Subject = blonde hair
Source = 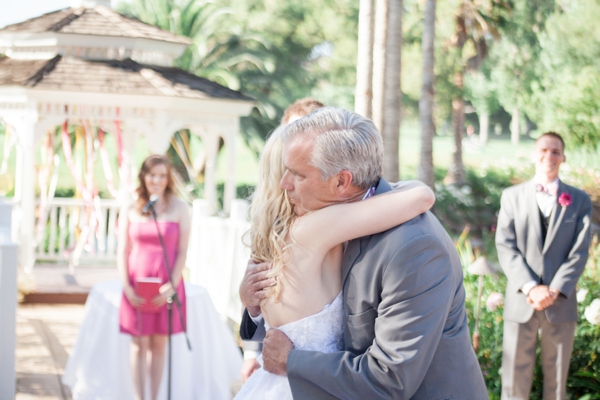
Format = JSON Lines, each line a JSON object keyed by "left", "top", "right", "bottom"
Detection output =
{"left": 249, "top": 127, "right": 296, "bottom": 301}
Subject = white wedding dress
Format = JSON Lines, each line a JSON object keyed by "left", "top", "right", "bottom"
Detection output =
{"left": 234, "top": 293, "right": 344, "bottom": 400}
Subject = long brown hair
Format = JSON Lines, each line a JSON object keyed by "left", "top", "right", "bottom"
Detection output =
{"left": 135, "top": 154, "right": 176, "bottom": 212}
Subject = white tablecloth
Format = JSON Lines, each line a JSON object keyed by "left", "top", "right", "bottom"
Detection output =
{"left": 62, "top": 280, "right": 242, "bottom": 400}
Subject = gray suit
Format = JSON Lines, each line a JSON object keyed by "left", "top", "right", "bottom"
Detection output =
{"left": 242, "top": 179, "right": 488, "bottom": 399}
{"left": 495, "top": 179, "right": 592, "bottom": 399}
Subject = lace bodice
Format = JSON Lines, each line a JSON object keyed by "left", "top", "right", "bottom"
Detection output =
{"left": 235, "top": 293, "right": 344, "bottom": 400}
{"left": 265, "top": 293, "right": 344, "bottom": 353}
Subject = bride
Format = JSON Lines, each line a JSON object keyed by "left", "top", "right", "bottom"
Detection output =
{"left": 234, "top": 117, "right": 435, "bottom": 399}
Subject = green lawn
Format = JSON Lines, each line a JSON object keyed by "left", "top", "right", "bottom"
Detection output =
{"left": 398, "top": 119, "right": 536, "bottom": 179}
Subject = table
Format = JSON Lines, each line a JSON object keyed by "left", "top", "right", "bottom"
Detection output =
{"left": 62, "top": 280, "right": 242, "bottom": 400}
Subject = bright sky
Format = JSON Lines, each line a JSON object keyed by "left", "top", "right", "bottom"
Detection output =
{"left": 0, "top": 0, "right": 125, "bottom": 29}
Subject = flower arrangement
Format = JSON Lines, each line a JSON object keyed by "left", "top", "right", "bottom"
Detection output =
{"left": 558, "top": 192, "right": 572, "bottom": 207}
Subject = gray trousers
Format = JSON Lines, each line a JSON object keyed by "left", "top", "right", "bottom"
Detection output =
{"left": 501, "top": 311, "right": 576, "bottom": 400}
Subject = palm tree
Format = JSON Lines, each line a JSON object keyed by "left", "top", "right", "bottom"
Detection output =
{"left": 445, "top": 0, "right": 507, "bottom": 185}
{"left": 372, "top": 0, "right": 403, "bottom": 182}
{"left": 355, "top": 0, "right": 375, "bottom": 119}
{"left": 418, "top": 0, "right": 437, "bottom": 189}
{"left": 117, "top": 0, "right": 273, "bottom": 90}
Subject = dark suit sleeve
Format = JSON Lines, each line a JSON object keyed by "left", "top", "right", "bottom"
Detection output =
{"left": 240, "top": 308, "right": 266, "bottom": 341}
{"left": 495, "top": 190, "right": 539, "bottom": 291}
{"left": 287, "top": 234, "right": 456, "bottom": 399}
{"left": 549, "top": 193, "right": 592, "bottom": 298}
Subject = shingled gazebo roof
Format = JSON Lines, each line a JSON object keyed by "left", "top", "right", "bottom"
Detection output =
{"left": 0, "top": 55, "right": 253, "bottom": 101}
{"left": 0, "top": 6, "right": 191, "bottom": 45}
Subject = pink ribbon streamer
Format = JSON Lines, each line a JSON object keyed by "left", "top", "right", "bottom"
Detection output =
{"left": 98, "top": 127, "right": 119, "bottom": 198}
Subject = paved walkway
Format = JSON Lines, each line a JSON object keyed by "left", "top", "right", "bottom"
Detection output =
{"left": 16, "top": 264, "right": 113, "bottom": 399}
{"left": 15, "top": 303, "right": 84, "bottom": 400}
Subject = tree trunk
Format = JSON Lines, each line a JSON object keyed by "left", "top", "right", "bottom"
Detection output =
{"left": 479, "top": 111, "right": 489, "bottom": 145}
{"left": 418, "top": 0, "right": 436, "bottom": 189}
{"left": 510, "top": 106, "right": 520, "bottom": 145}
{"left": 446, "top": 71, "right": 466, "bottom": 185}
{"left": 373, "top": 0, "right": 403, "bottom": 182}
{"left": 355, "top": 0, "right": 375, "bottom": 119}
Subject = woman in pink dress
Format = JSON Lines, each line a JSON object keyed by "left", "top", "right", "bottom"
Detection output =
{"left": 118, "top": 154, "right": 191, "bottom": 400}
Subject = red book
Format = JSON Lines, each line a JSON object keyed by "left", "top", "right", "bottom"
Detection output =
{"left": 135, "top": 277, "right": 162, "bottom": 313}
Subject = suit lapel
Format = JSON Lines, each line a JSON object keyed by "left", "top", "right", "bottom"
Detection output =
{"left": 342, "top": 238, "right": 362, "bottom": 285}
{"left": 526, "top": 180, "right": 544, "bottom": 253}
{"left": 341, "top": 178, "right": 391, "bottom": 285}
{"left": 543, "top": 181, "right": 567, "bottom": 254}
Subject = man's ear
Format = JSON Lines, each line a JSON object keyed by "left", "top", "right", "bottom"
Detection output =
{"left": 335, "top": 170, "right": 354, "bottom": 191}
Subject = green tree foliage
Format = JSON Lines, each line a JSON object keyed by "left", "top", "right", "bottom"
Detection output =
{"left": 529, "top": 0, "right": 600, "bottom": 149}
{"left": 488, "top": 0, "right": 555, "bottom": 118}
{"left": 117, "top": 0, "right": 360, "bottom": 146}
{"left": 218, "top": 0, "right": 360, "bottom": 139}
{"left": 115, "top": 0, "right": 600, "bottom": 155}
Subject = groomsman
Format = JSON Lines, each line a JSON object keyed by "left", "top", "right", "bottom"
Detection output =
{"left": 496, "top": 132, "right": 592, "bottom": 399}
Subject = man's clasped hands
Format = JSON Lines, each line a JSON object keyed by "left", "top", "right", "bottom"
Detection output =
{"left": 527, "top": 285, "right": 560, "bottom": 311}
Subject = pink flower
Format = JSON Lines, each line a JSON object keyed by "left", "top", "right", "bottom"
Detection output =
{"left": 486, "top": 292, "right": 504, "bottom": 312}
{"left": 558, "top": 192, "right": 572, "bottom": 207}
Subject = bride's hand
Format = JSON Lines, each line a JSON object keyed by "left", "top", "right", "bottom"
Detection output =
{"left": 263, "top": 328, "right": 293, "bottom": 376}
{"left": 240, "top": 260, "right": 276, "bottom": 317}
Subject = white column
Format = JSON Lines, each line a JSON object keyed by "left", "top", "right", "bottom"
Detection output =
{"left": 222, "top": 120, "right": 238, "bottom": 215}
{"left": 0, "top": 198, "right": 18, "bottom": 400}
{"left": 203, "top": 131, "right": 220, "bottom": 214}
{"left": 7, "top": 110, "right": 40, "bottom": 272}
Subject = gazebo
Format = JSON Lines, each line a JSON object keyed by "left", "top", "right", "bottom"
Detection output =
{"left": 0, "top": 0, "right": 254, "bottom": 270}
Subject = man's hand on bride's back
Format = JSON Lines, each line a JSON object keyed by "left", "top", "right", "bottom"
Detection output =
{"left": 240, "top": 260, "right": 275, "bottom": 317}
{"left": 263, "top": 328, "right": 293, "bottom": 376}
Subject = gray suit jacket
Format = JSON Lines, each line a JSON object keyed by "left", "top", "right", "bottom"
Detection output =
{"left": 284, "top": 179, "right": 488, "bottom": 399}
{"left": 495, "top": 179, "right": 592, "bottom": 324}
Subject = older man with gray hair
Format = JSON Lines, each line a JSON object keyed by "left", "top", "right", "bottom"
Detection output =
{"left": 240, "top": 107, "right": 488, "bottom": 399}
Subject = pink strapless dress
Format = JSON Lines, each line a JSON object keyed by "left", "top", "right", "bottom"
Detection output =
{"left": 119, "top": 221, "right": 187, "bottom": 336}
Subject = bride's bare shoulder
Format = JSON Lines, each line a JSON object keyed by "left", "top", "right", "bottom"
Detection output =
{"left": 289, "top": 212, "right": 334, "bottom": 252}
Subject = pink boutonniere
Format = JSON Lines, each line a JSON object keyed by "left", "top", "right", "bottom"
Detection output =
{"left": 558, "top": 192, "right": 572, "bottom": 207}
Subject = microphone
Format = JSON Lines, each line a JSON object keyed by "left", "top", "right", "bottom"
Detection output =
{"left": 142, "top": 194, "right": 159, "bottom": 214}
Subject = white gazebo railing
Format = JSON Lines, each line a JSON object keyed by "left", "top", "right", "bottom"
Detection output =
{"left": 34, "top": 198, "right": 121, "bottom": 264}
{"left": 187, "top": 199, "right": 251, "bottom": 325}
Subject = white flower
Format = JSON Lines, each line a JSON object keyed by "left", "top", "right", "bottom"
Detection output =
{"left": 485, "top": 292, "right": 504, "bottom": 312}
{"left": 584, "top": 299, "right": 600, "bottom": 325}
{"left": 577, "top": 288, "right": 589, "bottom": 303}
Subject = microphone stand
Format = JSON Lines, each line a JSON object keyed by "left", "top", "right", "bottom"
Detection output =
{"left": 147, "top": 203, "right": 191, "bottom": 400}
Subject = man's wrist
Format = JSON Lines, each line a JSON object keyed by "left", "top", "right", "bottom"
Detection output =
{"left": 522, "top": 281, "right": 538, "bottom": 296}
{"left": 248, "top": 306, "right": 262, "bottom": 318}
{"left": 243, "top": 350, "right": 259, "bottom": 360}
{"left": 249, "top": 311, "right": 263, "bottom": 325}
{"left": 549, "top": 287, "right": 562, "bottom": 297}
